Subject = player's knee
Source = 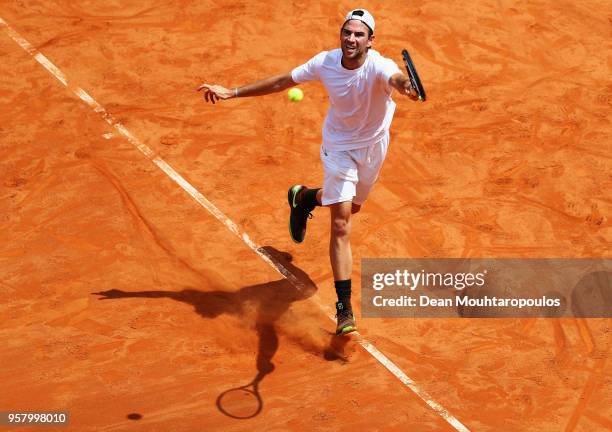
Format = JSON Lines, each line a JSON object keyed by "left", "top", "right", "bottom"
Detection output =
{"left": 331, "top": 217, "right": 351, "bottom": 238}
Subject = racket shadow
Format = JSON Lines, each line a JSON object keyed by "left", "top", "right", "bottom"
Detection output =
{"left": 215, "top": 369, "right": 267, "bottom": 420}
{"left": 92, "top": 245, "right": 317, "bottom": 419}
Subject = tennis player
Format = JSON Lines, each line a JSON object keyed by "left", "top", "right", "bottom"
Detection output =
{"left": 198, "top": 9, "right": 418, "bottom": 335}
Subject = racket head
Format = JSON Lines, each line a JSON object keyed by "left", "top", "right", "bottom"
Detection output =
{"left": 402, "top": 49, "right": 426, "bottom": 101}
{"left": 216, "top": 385, "right": 263, "bottom": 419}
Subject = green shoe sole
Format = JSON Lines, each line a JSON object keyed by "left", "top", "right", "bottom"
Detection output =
{"left": 336, "top": 325, "right": 357, "bottom": 336}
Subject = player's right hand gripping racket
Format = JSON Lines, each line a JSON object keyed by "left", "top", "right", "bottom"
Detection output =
{"left": 402, "top": 49, "right": 426, "bottom": 101}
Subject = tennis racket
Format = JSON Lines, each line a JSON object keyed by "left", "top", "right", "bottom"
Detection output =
{"left": 402, "top": 48, "right": 426, "bottom": 101}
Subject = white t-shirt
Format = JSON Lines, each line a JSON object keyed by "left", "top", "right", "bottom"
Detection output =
{"left": 291, "top": 49, "right": 401, "bottom": 150}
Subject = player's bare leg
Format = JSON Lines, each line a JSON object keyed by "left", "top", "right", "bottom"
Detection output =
{"left": 329, "top": 201, "right": 357, "bottom": 335}
{"left": 330, "top": 201, "right": 353, "bottom": 280}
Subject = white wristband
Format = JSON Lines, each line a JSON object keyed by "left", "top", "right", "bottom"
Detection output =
{"left": 234, "top": 87, "right": 239, "bottom": 98}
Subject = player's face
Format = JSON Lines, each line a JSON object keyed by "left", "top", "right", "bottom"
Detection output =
{"left": 340, "top": 20, "right": 373, "bottom": 63}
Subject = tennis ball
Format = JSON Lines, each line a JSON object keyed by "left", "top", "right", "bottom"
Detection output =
{"left": 288, "top": 88, "right": 304, "bottom": 102}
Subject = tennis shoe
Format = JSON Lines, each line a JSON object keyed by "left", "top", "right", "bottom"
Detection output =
{"left": 288, "top": 185, "right": 315, "bottom": 243}
{"left": 335, "top": 301, "right": 357, "bottom": 335}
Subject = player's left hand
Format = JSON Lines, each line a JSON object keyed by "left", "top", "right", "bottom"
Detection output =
{"left": 197, "top": 83, "right": 235, "bottom": 104}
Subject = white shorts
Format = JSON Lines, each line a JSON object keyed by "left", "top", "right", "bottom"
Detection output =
{"left": 320, "top": 132, "right": 390, "bottom": 206}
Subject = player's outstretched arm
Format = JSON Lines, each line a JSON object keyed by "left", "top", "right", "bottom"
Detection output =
{"left": 198, "top": 72, "right": 297, "bottom": 104}
{"left": 389, "top": 72, "right": 418, "bottom": 100}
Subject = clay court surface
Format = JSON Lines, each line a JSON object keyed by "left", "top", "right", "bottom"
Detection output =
{"left": 1, "top": 0, "right": 610, "bottom": 430}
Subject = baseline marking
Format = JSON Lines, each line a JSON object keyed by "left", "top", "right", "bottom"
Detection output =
{"left": 0, "top": 16, "right": 469, "bottom": 432}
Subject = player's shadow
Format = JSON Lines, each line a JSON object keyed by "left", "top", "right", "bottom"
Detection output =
{"left": 93, "top": 246, "right": 319, "bottom": 417}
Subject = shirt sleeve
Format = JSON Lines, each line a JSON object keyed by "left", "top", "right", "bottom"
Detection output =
{"left": 291, "top": 51, "right": 327, "bottom": 83}
{"left": 377, "top": 57, "right": 402, "bottom": 83}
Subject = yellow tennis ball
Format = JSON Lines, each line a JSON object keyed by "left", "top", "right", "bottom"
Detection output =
{"left": 288, "top": 88, "right": 304, "bottom": 102}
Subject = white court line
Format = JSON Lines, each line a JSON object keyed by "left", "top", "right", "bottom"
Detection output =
{"left": 0, "top": 16, "right": 470, "bottom": 432}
